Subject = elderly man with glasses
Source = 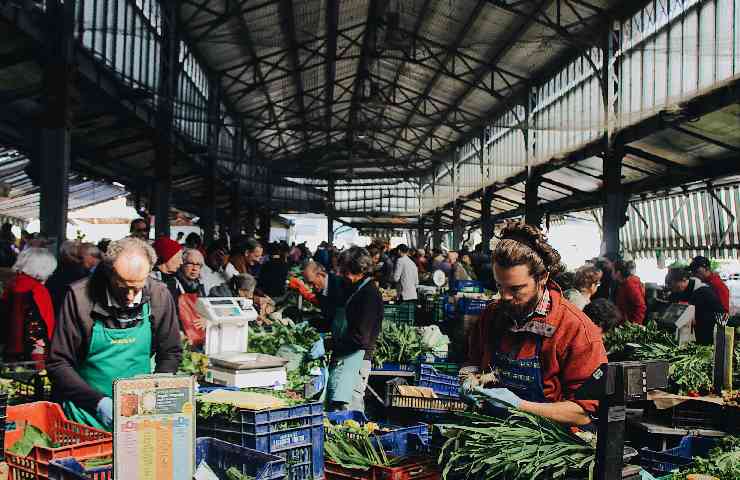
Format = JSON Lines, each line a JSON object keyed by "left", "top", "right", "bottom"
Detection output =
{"left": 173, "top": 249, "right": 208, "bottom": 347}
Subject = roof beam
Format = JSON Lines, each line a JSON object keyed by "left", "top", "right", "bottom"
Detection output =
{"left": 324, "top": 0, "right": 339, "bottom": 146}
{"left": 623, "top": 146, "right": 693, "bottom": 173}
{"left": 388, "top": 0, "right": 489, "bottom": 157}
{"left": 279, "top": 0, "right": 309, "bottom": 146}
{"left": 404, "top": 0, "right": 551, "bottom": 163}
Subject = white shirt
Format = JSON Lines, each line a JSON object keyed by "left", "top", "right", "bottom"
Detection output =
{"left": 106, "top": 289, "right": 143, "bottom": 308}
{"left": 393, "top": 255, "right": 419, "bottom": 301}
{"left": 200, "top": 264, "right": 236, "bottom": 295}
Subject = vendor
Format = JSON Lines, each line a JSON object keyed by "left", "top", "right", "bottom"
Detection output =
{"left": 47, "top": 237, "right": 182, "bottom": 431}
{"left": 689, "top": 256, "right": 730, "bottom": 314}
{"left": 462, "top": 222, "right": 607, "bottom": 426}
{"left": 303, "top": 260, "right": 347, "bottom": 333}
{"left": 318, "top": 247, "right": 383, "bottom": 412}
{"left": 665, "top": 267, "right": 725, "bottom": 345}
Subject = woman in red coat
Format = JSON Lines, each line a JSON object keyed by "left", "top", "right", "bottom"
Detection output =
{"left": 613, "top": 260, "right": 646, "bottom": 325}
{"left": 1, "top": 247, "right": 58, "bottom": 362}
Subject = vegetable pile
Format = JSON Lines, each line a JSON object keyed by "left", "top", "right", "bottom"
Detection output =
{"left": 438, "top": 411, "right": 595, "bottom": 480}
{"left": 324, "top": 418, "right": 400, "bottom": 470}
{"left": 603, "top": 320, "right": 676, "bottom": 357}
{"left": 7, "top": 425, "right": 58, "bottom": 456}
{"left": 178, "top": 340, "right": 210, "bottom": 380}
{"left": 671, "top": 436, "right": 740, "bottom": 480}
{"left": 372, "top": 323, "right": 436, "bottom": 368}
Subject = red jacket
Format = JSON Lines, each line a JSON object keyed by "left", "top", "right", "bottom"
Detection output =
{"left": 466, "top": 286, "right": 607, "bottom": 415}
{"left": 615, "top": 275, "right": 646, "bottom": 325}
{"left": 705, "top": 272, "right": 730, "bottom": 313}
{"left": 1, "top": 273, "right": 55, "bottom": 357}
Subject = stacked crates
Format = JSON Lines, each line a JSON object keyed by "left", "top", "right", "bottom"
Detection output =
{"left": 198, "top": 401, "right": 324, "bottom": 480}
{"left": 383, "top": 302, "right": 415, "bottom": 325}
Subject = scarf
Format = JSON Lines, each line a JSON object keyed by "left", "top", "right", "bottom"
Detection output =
{"left": 176, "top": 271, "right": 205, "bottom": 295}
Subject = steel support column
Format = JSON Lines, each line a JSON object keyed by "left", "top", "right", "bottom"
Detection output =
{"left": 203, "top": 79, "right": 221, "bottom": 244}
{"left": 258, "top": 210, "right": 271, "bottom": 243}
{"left": 452, "top": 203, "right": 463, "bottom": 250}
{"left": 153, "top": 1, "right": 180, "bottom": 238}
{"left": 525, "top": 175, "right": 543, "bottom": 227}
{"left": 602, "top": 145, "right": 625, "bottom": 257}
{"left": 37, "top": 0, "right": 75, "bottom": 246}
{"left": 432, "top": 211, "right": 442, "bottom": 250}
{"left": 230, "top": 125, "right": 244, "bottom": 237}
{"left": 417, "top": 223, "right": 425, "bottom": 249}
{"left": 481, "top": 186, "right": 494, "bottom": 251}
{"left": 327, "top": 179, "right": 335, "bottom": 244}
{"left": 245, "top": 206, "right": 257, "bottom": 238}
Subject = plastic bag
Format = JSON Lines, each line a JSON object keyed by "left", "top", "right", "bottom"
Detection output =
{"left": 419, "top": 325, "right": 450, "bottom": 354}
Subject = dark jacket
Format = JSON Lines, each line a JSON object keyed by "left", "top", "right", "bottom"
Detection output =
{"left": 335, "top": 277, "right": 383, "bottom": 361}
{"left": 313, "top": 273, "right": 347, "bottom": 333}
{"left": 47, "top": 267, "right": 182, "bottom": 414}
{"left": 45, "top": 262, "right": 89, "bottom": 316}
{"left": 258, "top": 258, "right": 290, "bottom": 298}
{"left": 669, "top": 278, "right": 725, "bottom": 345}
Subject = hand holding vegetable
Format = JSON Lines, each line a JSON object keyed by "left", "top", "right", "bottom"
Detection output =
{"left": 473, "top": 386, "right": 522, "bottom": 409}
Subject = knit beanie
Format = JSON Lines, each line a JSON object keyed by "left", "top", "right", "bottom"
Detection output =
{"left": 153, "top": 236, "right": 182, "bottom": 264}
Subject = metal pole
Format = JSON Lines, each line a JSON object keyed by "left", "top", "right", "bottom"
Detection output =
{"left": 327, "top": 178, "right": 335, "bottom": 244}
{"left": 481, "top": 186, "right": 494, "bottom": 252}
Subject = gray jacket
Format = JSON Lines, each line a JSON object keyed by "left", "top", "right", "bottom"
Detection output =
{"left": 47, "top": 266, "right": 182, "bottom": 414}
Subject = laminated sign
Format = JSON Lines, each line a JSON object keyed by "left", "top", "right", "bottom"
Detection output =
{"left": 113, "top": 375, "right": 196, "bottom": 479}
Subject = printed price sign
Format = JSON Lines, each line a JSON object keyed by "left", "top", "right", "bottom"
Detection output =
{"left": 113, "top": 375, "right": 196, "bottom": 479}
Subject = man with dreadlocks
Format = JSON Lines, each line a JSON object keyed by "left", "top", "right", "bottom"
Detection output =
{"left": 461, "top": 222, "right": 607, "bottom": 426}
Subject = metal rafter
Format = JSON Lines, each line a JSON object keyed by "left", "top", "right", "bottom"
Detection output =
{"left": 324, "top": 0, "right": 339, "bottom": 146}
{"left": 387, "top": 0, "right": 488, "bottom": 166}
{"left": 404, "top": 0, "right": 551, "bottom": 164}
{"left": 278, "top": 0, "right": 309, "bottom": 146}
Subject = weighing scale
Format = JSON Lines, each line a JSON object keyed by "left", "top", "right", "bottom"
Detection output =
{"left": 205, "top": 352, "right": 289, "bottom": 389}
{"left": 195, "top": 297, "right": 258, "bottom": 356}
{"left": 576, "top": 360, "right": 669, "bottom": 480}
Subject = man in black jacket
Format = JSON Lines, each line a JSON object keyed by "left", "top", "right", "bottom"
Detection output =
{"left": 303, "top": 260, "right": 347, "bottom": 332}
{"left": 665, "top": 268, "right": 726, "bottom": 345}
{"left": 47, "top": 237, "right": 182, "bottom": 431}
{"left": 45, "top": 240, "right": 88, "bottom": 316}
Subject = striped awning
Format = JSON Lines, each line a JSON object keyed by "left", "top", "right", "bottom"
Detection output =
{"left": 617, "top": 182, "right": 740, "bottom": 260}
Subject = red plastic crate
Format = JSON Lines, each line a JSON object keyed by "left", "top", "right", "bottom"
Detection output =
{"left": 325, "top": 458, "right": 439, "bottom": 480}
{"left": 4, "top": 402, "right": 112, "bottom": 480}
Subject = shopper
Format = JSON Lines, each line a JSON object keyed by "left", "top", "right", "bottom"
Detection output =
{"left": 392, "top": 244, "right": 419, "bottom": 302}
{"left": 45, "top": 240, "right": 88, "bottom": 316}
{"left": 460, "top": 253, "right": 477, "bottom": 280}
{"left": 583, "top": 298, "right": 622, "bottom": 336}
{"left": 129, "top": 218, "right": 149, "bottom": 241}
{"left": 690, "top": 256, "right": 730, "bottom": 313}
{"left": 150, "top": 236, "right": 184, "bottom": 300}
{"left": 47, "top": 237, "right": 182, "bottom": 431}
{"left": 448, "top": 251, "right": 471, "bottom": 282}
{"left": 210, "top": 274, "right": 273, "bottom": 323}
{"left": 564, "top": 266, "right": 602, "bottom": 310}
{"left": 175, "top": 249, "right": 208, "bottom": 346}
{"left": 592, "top": 253, "right": 618, "bottom": 300}
{"left": 462, "top": 222, "right": 607, "bottom": 426}
{"left": 0, "top": 222, "right": 18, "bottom": 267}
{"left": 78, "top": 243, "right": 102, "bottom": 274}
{"left": 613, "top": 260, "right": 647, "bottom": 325}
{"left": 302, "top": 260, "right": 347, "bottom": 332}
{"left": 201, "top": 239, "right": 238, "bottom": 295}
{"left": 258, "top": 242, "right": 290, "bottom": 298}
{"left": 316, "top": 247, "right": 383, "bottom": 412}
{"left": 1, "top": 247, "right": 57, "bottom": 362}
{"left": 665, "top": 268, "right": 726, "bottom": 345}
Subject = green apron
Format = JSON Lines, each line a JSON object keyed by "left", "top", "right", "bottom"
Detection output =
{"left": 326, "top": 278, "right": 371, "bottom": 404}
{"left": 63, "top": 303, "right": 153, "bottom": 431}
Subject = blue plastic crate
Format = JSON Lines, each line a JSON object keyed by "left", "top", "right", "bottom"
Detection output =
{"left": 639, "top": 436, "right": 718, "bottom": 476}
{"left": 325, "top": 411, "right": 429, "bottom": 456}
{"left": 200, "top": 410, "right": 323, "bottom": 435}
{"left": 371, "top": 362, "right": 416, "bottom": 372}
{"left": 456, "top": 298, "right": 488, "bottom": 315}
{"left": 196, "top": 437, "right": 286, "bottom": 480}
{"left": 48, "top": 457, "right": 112, "bottom": 480}
{"left": 452, "top": 280, "right": 483, "bottom": 293}
{"left": 417, "top": 364, "right": 460, "bottom": 398}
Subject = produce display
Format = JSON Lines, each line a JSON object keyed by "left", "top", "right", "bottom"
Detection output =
{"left": 379, "top": 288, "right": 398, "bottom": 302}
{"left": 438, "top": 411, "right": 596, "bottom": 480}
{"left": 372, "top": 323, "right": 436, "bottom": 367}
{"left": 179, "top": 340, "right": 210, "bottom": 379}
{"left": 324, "top": 418, "right": 398, "bottom": 470}
{"left": 603, "top": 319, "right": 676, "bottom": 356}
{"left": 670, "top": 436, "right": 740, "bottom": 480}
{"left": 6, "top": 424, "right": 58, "bottom": 456}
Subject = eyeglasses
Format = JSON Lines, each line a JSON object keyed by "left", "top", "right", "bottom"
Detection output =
{"left": 184, "top": 262, "right": 203, "bottom": 268}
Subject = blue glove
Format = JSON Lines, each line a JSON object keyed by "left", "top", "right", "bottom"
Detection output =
{"left": 96, "top": 397, "right": 114, "bottom": 429}
{"left": 473, "top": 386, "right": 523, "bottom": 409}
{"left": 459, "top": 377, "right": 478, "bottom": 406}
{"left": 309, "top": 338, "right": 326, "bottom": 359}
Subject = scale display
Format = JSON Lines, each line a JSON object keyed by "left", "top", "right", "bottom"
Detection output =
{"left": 113, "top": 375, "right": 196, "bottom": 480}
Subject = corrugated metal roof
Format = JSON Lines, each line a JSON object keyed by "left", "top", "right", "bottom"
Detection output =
{"left": 0, "top": 147, "right": 127, "bottom": 222}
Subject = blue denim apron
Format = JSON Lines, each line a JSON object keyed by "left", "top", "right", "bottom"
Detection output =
{"left": 490, "top": 334, "right": 547, "bottom": 403}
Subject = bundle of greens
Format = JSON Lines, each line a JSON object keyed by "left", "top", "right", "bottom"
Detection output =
{"left": 178, "top": 340, "right": 209, "bottom": 379}
{"left": 8, "top": 425, "right": 58, "bottom": 456}
{"left": 672, "top": 436, "right": 740, "bottom": 480}
{"left": 438, "top": 411, "right": 595, "bottom": 480}
{"left": 634, "top": 342, "right": 714, "bottom": 395}
{"left": 603, "top": 319, "right": 676, "bottom": 357}
{"left": 373, "top": 323, "right": 435, "bottom": 367}
{"left": 324, "top": 419, "right": 400, "bottom": 470}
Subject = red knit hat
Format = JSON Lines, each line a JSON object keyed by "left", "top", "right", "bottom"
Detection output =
{"left": 153, "top": 236, "right": 182, "bottom": 264}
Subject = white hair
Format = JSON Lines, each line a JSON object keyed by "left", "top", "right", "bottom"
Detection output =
{"left": 182, "top": 248, "right": 204, "bottom": 264}
{"left": 105, "top": 237, "right": 157, "bottom": 267}
{"left": 59, "top": 240, "right": 79, "bottom": 259}
{"left": 13, "top": 247, "right": 58, "bottom": 282}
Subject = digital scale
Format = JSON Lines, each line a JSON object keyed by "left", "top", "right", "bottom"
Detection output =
{"left": 195, "top": 297, "right": 258, "bottom": 356}
{"left": 205, "top": 352, "right": 288, "bottom": 389}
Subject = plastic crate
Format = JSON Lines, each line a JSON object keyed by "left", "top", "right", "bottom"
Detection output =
{"left": 639, "top": 436, "right": 717, "bottom": 477}
{"left": 325, "top": 458, "right": 440, "bottom": 480}
{"left": 197, "top": 401, "right": 324, "bottom": 480}
{"left": 325, "top": 411, "right": 429, "bottom": 456}
{"left": 4, "top": 402, "right": 112, "bottom": 480}
{"left": 455, "top": 298, "right": 488, "bottom": 316}
{"left": 195, "top": 437, "right": 286, "bottom": 480}
{"left": 383, "top": 303, "right": 415, "bottom": 325}
{"left": 371, "top": 363, "right": 416, "bottom": 373}
{"left": 416, "top": 365, "right": 460, "bottom": 398}
{"left": 451, "top": 280, "right": 482, "bottom": 293}
{"left": 47, "top": 457, "right": 112, "bottom": 480}
{"left": 648, "top": 400, "right": 723, "bottom": 429}
{"left": 386, "top": 382, "right": 467, "bottom": 414}
{"left": 1, "top": 391, "right": 7, "bottom": 462}
{"left": 0, "top": 362, "right": 51, "bottom": 405}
